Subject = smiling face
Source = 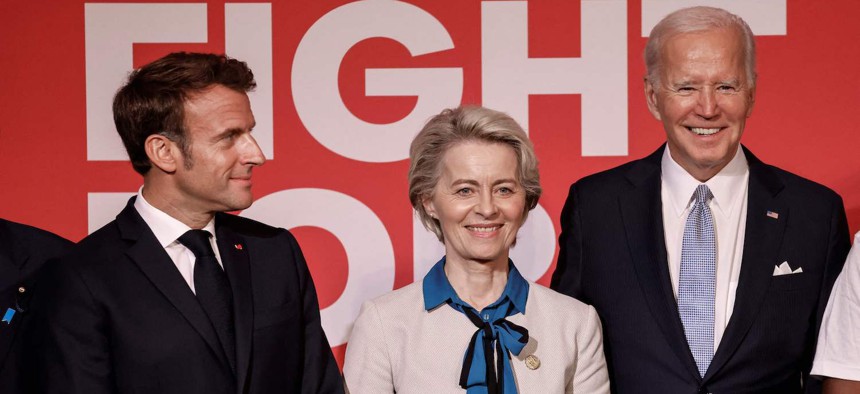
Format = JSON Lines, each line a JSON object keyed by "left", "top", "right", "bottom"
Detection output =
{"left": 171, "top": 84, "right": 265, "bottom": 216}
{"left": 645, "top": 27, "right": 755, "bottom": 181}
{"left": 423, "top": 141, "right": 526, "bottom": 267}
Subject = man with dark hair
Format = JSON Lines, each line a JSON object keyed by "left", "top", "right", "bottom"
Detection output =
{"left": 31, "top": 52, "right": 343, "bottom": 394}
{"left": 0, "top": 219, "right": 71, "bottom": 393}
{"left": 551, "top": 6, "right": 850, "bottom": 393}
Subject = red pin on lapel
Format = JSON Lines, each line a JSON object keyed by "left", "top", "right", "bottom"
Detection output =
{"left": 234, "top": 244, "right": 243, "bottom": 250}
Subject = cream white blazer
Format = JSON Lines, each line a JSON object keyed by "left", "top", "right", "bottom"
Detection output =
{"left": 344, "top": 281, "right": 610, "bottom": 393}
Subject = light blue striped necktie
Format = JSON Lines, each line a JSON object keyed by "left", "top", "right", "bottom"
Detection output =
{"left": 678, "top": 184, "right": 716, "bottom": 377}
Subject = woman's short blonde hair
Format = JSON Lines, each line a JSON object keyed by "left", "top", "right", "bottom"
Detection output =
{"left": 408, "top": 105, "right": 541, "bottom": 242}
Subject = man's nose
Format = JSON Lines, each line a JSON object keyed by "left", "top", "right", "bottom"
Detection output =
{"left": 696, "top": 88, "right": 720, "bottom": 119}
{"left": 241, "top": 134, "right": 266, "bottom": 166}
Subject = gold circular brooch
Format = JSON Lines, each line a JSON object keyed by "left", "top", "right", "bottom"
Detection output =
{"left": 525, "top": 355, "right": 541, "bottom": 370}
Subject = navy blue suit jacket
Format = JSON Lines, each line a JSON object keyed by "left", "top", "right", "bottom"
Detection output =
{"left": 30, "top": 198, "right": 343, "bottom": 394}
{"left": 0, "top": 218, "right": 72, "bottom": 393}
{"left": 551, "top": 146, "right": 850, "bottom": 393}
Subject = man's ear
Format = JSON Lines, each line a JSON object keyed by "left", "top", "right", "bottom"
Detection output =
{"left": 644, "top": 78, "right": 663, "bottom": 121}
{"left": 144, "top": 134, "right": 180, "bottom": 173}
{"left": 746, "top": 83, "right": 756, "bottom": 117}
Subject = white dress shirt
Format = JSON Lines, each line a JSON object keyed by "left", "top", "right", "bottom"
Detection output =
{"left": 811, "top": 231, "right": 860, "bottom": 380}
{"left": 661, "top": 146, "right": 749, "bottom": 351}
{"left": 134, "top": 188, "right": 224, "bottom": 294}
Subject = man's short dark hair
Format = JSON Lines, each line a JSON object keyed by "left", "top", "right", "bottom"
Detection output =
{"left": 112, "top": 52, "right": 256, "bottom": 174}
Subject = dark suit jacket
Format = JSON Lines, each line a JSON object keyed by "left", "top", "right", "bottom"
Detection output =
{"left": 31, "top": 198, "right": 343, "bottom": 394}
{"left": 551, "top": 146, "right": 850, "bottom": 394}
{"left": 0, "top": 218, "right": 72, "bottom": 393}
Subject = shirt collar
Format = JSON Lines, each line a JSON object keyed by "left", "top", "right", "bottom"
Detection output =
{"left": 133, "top": 186, "right": 216, "bottom": 248}
{"left": 422, "top": 256, "right": 529, "bottom": 314}
{"left": 661, "top": 145, "right": 749, "bottom": 218}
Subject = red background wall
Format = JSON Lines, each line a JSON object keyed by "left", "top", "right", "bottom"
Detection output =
{"left": 2, "top": 0, "right": 858, "bottom": 364}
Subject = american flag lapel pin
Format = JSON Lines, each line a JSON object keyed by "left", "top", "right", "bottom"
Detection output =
{"left": 766, "top": 210, "right": 779, "bottom": 219}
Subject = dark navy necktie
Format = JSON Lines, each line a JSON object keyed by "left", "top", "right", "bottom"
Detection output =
{"left": 178, "top": 229, "right": 236, "bottom": 371}
{"left": 678, "top": 184, "right": 716, "bottom": 377}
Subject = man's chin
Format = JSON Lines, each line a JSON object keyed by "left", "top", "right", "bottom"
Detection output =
{"left": 222, "top": 198, "right": 254, "bottom": 213}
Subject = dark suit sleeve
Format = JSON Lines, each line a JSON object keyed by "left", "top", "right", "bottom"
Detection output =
{"left": 551, "top": 182, "right": 585, "bottom": 299}
{"left": 816, "top": 196, "right": 851, "bottom": 330}
{"left": 805, "top": 196, "right": 851, "bottom": 393}
{"left": 285, "top": 232, "right": 344, "bottom": 394}
{"left": 1, "top": 220, "right": 73, "bottom": 394}
{"left": 31, "top": 260, "right": 114, "bottom": 394}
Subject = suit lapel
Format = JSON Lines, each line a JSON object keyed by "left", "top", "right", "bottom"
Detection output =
{"left": 116, "top": 199, "right": 232, "bottom": 371}
{"left": 215, "top": 216, "right": 253, "bottom": 393}
{"left": 620, "top": 147, "right": 702, "bottom": 381}
{"left": 705, "top": 147, "right": 787, "bottom": 380}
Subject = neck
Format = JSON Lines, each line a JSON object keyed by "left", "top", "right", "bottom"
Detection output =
{"left": 667, "top": 144, "right": 738, "bottom": 183}
{"left": 444, "top": 255, "right": 509, "bottom": 311}
{"left": 142, "top": 179, "right": 213, "bottom": 229}
{"left": 684, "top": 164, "right": 721, "bottom": 183}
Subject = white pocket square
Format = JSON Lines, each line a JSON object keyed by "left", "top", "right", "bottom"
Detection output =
{"left": 773, "top": 261, "right": 803, "bottom": 276}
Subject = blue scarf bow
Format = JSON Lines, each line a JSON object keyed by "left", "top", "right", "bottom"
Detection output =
{"left": 459, "top": 307, "right": 529, "bottom": 394}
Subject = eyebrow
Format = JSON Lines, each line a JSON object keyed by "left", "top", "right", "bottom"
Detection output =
{"left": 450, "top": 179, "right": 479, "bottom": 187}
{"left": 493, "top": 178, "right": 518, "bottom": 186}
{"left": 670, "top": 80, "right": 694, "bottom": 87}
{"left": 717, "top": 79, "right": 741, "bottom": 86}
{"left": 213, "top": 127, "right": 245, "bottom": 141}
{"left": 449, "top": 178, "right": 518, "bottom": 186}
{"left": 214, "top": 122, "right": 256, "bottom": 140}
{"left": 670, "top": 79, "right": 741, "bottom": 87}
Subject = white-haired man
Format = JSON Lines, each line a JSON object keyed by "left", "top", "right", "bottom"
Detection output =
{"left": 552, "top": 7, "right": 850, "bottom": 393}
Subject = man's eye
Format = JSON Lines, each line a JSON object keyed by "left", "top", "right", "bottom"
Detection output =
{"left": 221, "top": 132, "right": 237, "bottom": 142}
{"left": 717, "top": 85, "right": 737, "bottom": 92}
